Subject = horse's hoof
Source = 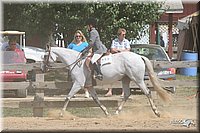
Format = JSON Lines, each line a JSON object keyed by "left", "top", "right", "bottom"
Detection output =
{"left": 114, "top": 110, "right": 119, "bottom": 115}
{"left": 59, "top": 113, "right": 63, "bottom": 118}
{"left": 59, "top": 111, "right": 64, "bottom": 118}
{"left": 105, "top": 113, "right": 111, "bottom": 117}
{"left": 156, "top": 113, "right": 160, "bottom": 117}
{"left": 104, "top": 111, "right": 109, "bottom": 116}
{"left": 155, "top": 112, "right": 160, "bottom": 117}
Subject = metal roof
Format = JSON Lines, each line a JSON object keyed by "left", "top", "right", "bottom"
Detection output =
{"left": 161, "top": 0, "right": 183, "bottom": 14}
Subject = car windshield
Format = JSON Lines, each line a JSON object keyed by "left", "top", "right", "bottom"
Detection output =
{"left": 1, "top": 51, "right": 25, "bottom": 64}
{"left": 131, "top": 47, "right": 168, "bottom": 61}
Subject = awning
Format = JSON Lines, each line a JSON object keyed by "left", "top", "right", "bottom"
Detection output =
{"left": 177, "top": 11, "right": 199, "bottom": 30}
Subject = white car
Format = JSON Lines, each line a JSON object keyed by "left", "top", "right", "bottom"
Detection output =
{"left": 23, "top": 46, "right": 57, "bottom": 63}
{"left": 23, "top": 46, "right": 59, "bottom": 81}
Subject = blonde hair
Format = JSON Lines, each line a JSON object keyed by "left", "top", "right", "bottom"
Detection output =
{"left": 72, "top": 30, "right": 87, "bottom": 43}
{"left": 117, "top": 28, "right": 126, "bottom": 36}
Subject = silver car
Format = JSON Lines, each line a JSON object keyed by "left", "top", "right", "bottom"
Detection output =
{"left": 131, "top": 44, "right": 176, "bottom": 93}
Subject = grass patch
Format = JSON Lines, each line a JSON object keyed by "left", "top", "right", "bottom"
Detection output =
{"left": 3, "top": 108, "right": 49, "bottom": 117}
{"left": 2, "top": 107, "right": 115, "bottom": 118}
{"left": 176, "top": 74, "right": 198, "bottom": 80}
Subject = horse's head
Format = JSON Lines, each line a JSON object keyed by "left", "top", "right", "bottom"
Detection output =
{"left": 41, "top": 44, "right": 53, "bottom": 72}
{"left": 42, "top": 45, "right": 84, "bottom": 72}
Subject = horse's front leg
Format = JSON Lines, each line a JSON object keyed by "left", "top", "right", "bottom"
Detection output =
{"left": 60, "top": 82, "right": 83, "bottom": 117}
{"left": 115, "top": 77, "right": 131, "bottom": 115}
{"left": 87, "top": 86, "right": 109, "bottom": 116}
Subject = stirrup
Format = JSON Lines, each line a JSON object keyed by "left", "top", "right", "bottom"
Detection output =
{"left": 94, "top": 74, "right": 103, "bottom": 81}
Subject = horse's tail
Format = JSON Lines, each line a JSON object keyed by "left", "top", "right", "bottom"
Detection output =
{"left": 141, "top": 56, "right": 172, "bottom": 102}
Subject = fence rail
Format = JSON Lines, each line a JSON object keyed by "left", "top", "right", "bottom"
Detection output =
{"left": 2, "top": 60, "right": 199, "bottom": 71}
{"left": 1, "top": 60, "right": 198, "bottom": 117}
{"left": 2, "top": 79, "right": 198, "bottom": 90}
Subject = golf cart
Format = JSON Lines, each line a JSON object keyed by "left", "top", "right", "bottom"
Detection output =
{"left": 0, "top": 31, "right": 28, "bottom": 98}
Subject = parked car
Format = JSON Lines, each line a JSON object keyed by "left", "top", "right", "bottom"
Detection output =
{"left": 131, "top": 44, "right": 176, "bottom": 92}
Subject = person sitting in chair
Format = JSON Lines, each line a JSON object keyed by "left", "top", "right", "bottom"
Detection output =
{"left": 1, "top": 36, "right": 20, "bottom": 51}
{"left": 84, "top": 17, "right": 107, "bottom": 80}
{"left": 4, "top": 36, "right": 26, "bottom": 63}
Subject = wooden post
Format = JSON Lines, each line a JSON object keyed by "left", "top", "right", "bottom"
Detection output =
{"left": 168, "top": 13, "right": 173, "bottom": 59}
{"left": 33, "top": 73, "right": 44, "bottom": 117}
{"left": 150, "top": 23, "right": 156, "bottom": 44}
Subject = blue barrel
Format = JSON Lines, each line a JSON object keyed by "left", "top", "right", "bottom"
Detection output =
{"left": 180, "top": 50, "right": 198, "bottom": 76}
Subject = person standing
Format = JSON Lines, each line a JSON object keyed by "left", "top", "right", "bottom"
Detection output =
{"left": 160, "top": 35, "right": 165, "bottom": 47}
{"left": 84, "top": 17, "right": 107, "bottom": 80}
{"left": 105, "top": 28, "right": 131, "bottom": 97}
{"left": 67, "top": 30, "right": 89, "bottom": 52}
{"left": 67, "top": 30, "right": 91, "bottom": 98}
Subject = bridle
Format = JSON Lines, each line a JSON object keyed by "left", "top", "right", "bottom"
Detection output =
{"left": 42, "top": 45, "right": 85, "bottom": 73}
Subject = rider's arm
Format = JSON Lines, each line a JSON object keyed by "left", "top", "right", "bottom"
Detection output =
{"left": 88, "top": 30, "right": 96, "bottom": 48}
{"left": 110, "top": 39, "right": 120, "bottom": 53}
{"left": 111, "top": 48, "right": 120, "bottom": 53}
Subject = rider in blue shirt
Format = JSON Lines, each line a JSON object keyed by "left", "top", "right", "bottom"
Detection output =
{"left": 67, "top": 41, "right": 88, "bottom": 52}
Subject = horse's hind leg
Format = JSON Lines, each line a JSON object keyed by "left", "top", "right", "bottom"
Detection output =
{"left": 137, "top": 80, "right": 160, "bottom": 117}
{"left": 115, "top": 76, "right": 131, "bottom": 115}
{"left": 87, "top": 86, "right": 109, "bottom": 116}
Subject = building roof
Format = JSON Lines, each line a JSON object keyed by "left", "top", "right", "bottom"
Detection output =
{"left": 161, "top": 0, "right": 183, "bottom": 13}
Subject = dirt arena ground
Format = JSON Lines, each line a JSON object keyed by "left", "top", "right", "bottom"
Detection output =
{"left": 2, "top": 87, "right": 199, "bottom": 132}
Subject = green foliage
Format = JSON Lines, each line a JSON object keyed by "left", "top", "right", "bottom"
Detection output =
{"left": 3, "top": 2, "right": 163, "bottom": 47}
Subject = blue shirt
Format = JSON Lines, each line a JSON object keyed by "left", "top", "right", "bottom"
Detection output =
{"left": 67, "top": 42, "right": 89, "bottom": 52}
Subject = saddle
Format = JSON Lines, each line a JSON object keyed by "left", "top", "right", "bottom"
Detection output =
{"left": 85, "top": 50, "right": 111, "bottom": 71}
{"left": 85, "top": 51, "right": 112, "bottom": 85}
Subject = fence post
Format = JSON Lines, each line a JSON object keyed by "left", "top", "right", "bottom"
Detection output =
{"left": 33, "top": 73, "right": 44, "bottom": 117}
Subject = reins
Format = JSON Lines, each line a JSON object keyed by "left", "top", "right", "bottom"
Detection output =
{"left": 44, "top": 45, "right": 85, "bottom": 72}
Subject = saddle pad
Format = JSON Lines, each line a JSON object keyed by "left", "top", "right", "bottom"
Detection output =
{"left": 100, "top": 55, "right": 112, "bottom": 66}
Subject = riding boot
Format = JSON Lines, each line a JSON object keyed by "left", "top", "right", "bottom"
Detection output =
{"left": 93, "top": 62, "right": 103, "bottom": 80}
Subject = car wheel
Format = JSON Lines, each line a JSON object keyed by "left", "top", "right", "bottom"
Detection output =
{"left": 27, "top": 59, "right": 35, "bottom": 63}
{"left": 16, "top": 89, "right": 27, "bottom": 98}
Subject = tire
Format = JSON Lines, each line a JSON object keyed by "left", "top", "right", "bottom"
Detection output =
{"left": 17, "top": 89, "right": 27, "bottom": 98}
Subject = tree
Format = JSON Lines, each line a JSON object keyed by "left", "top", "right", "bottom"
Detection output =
{"left": 3, "top": 2, "right": 163, "bottom": 48}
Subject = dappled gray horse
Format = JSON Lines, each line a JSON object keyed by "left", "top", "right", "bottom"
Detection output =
{"left": 50, "top": 47, "right": 171, "bottom": 117}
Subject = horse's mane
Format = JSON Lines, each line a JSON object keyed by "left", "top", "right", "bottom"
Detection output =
{"left": 51, "top": 47, "right": 81, "bottom": 63}
{"left": 52, "top": 47, "right": 79, "bottom": 53}
{"left": 51, "top": 47, "right": 80, "bottom": 56}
